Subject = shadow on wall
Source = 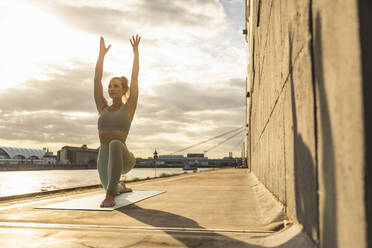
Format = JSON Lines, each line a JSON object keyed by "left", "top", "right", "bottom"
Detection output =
{"left": 288, "top": 26, "right": 319, "bottom": 242}
{"left": 313, "top": 12, "right": 338, "bottom": 247}
{"left": 287, "top": 12, "right": 338, "bottom": 246}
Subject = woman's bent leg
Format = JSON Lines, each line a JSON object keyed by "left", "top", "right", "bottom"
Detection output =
{"left": 97, "top": 144, "right": 109, "bottom": 190}
{"left": 121, "top": 145, "right": 136, "bottom": 175}
{"left": 116, "top": 143, "right": 136, "bottom": 194}
{"left": 107, "top": 140, "right": 125, "bottom": 193}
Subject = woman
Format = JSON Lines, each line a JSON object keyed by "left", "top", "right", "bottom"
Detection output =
{"left": 94, "top": 35, "right": 141, "bottom": 207}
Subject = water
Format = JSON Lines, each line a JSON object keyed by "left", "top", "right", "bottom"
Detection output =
{"left": 0, "top": 168, "right": 210, "bottom": 197}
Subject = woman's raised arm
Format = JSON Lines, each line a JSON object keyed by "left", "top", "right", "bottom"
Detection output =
{"left": 94, "top": 37, "right": 111, "bottom": 113}
{"left": 126, "top": 35, "right": 141, "bottom": 120}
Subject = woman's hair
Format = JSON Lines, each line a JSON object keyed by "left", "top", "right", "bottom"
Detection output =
{"left": 110, "top": 76, "right": 130, "bottom": 100}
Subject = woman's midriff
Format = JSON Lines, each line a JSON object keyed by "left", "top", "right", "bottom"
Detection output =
{"left": 99, "top": 130, "right": 128, "bottom": 144}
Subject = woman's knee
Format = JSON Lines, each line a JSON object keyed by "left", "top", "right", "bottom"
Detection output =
{"left": 108, "top": 140, "right": 123, "bottom": 150}
{"left": 122, "top": 152, "right": 136, "bottom": 174}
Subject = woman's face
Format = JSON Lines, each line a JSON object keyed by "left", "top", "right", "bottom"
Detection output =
{"left": 108, "top": 79, "right": 124, "bottom": 99}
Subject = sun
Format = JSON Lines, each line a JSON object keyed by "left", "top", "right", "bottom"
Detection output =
{"left": 0, "top": 1, "right": 95, "bottom": 91}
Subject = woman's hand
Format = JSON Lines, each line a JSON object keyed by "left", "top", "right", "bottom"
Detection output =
{"left": 130, "top": 34, "right": 141, "bottom": 54}
{"left": 99, "top": 37, "right": 111, "bottom": 56}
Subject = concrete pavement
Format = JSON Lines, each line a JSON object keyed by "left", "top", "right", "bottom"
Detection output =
{"left": 0, "top": 168, "right": 316, "bottom": 247}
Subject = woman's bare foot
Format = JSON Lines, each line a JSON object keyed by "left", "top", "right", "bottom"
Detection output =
{"left": 100, "top": 197, "right": 115, "bottom": 207}
{"left": 119, "top": 181, "right": 132, "bottom": 193}
{"left": 100, "top": 189, "right": 116, "bottom": 207}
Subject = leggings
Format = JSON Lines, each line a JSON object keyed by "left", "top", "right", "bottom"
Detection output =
{"left": 97, "top": 140, "right": 136, "bottom": 195}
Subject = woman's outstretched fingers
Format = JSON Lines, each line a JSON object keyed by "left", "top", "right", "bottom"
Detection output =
{"left": 130, "top": 35, "right": 141, "bottom": 44}
{"left": 130, "top": 34, "right": 141, "bottom": 53}
{"left": 99, "top": 36, "right": 111, "bottom": 56}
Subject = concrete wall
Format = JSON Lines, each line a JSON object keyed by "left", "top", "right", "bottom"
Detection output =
{"left": 245, "top": 0, "right": 369, "bottom": 247}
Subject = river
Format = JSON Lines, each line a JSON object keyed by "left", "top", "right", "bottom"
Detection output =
{"left": 0, "top": 168, "right": 210, "bottom": 198}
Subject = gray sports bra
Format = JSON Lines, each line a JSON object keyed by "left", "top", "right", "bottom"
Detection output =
{"left": 97, "top": 104, "right": 131, "bottom": 134}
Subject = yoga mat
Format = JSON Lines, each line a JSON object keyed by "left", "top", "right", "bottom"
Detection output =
{"left": 35, "top": 190, "right": 166, "bottom": 211}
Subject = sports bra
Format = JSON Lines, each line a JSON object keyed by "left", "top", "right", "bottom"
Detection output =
{"left": 97, "top": 104, "right": 131, "bottom": 134}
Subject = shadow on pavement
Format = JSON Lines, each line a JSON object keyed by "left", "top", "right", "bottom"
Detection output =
{"left": 118, "top": 204, "right": 255, "bottom": 247}
{"left": 117, "top": 204, "right": 307, "bottom": 248}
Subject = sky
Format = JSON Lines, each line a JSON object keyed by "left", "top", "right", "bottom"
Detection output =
{"left": 0, "top": 0, "right": 247, "bottom": 159}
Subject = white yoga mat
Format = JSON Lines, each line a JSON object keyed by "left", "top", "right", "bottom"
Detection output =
{"left": 35, "top": 190, "right": 166, "bottom": 211}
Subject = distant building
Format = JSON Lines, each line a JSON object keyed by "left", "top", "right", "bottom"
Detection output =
{"left": 0, "top": 146, "right": 56, "bottom": 165}
{"left": 42, "top": 149, "right": 57, "bottom": 165}
{"left": 187, "top": 153, "right": 204, "bottom": 158}
{"left": 135, "top": 151, "right": 236, "bottom": 168}
{"left": 159, "top": 155, "right": 184, "bottom": 159}
{"left": 57, "top": 144, "right": 98, "bottom": 166}
{"left": 186, "top": 153, "right": 208, "bottom": 166}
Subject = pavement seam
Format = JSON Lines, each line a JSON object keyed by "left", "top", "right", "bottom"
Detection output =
{"left": 0, "top": 221, "right": 275, "bottom": 234}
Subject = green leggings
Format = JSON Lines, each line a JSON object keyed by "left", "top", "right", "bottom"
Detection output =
{"left": 97, "top": 140, "right": 136, "bottom": 194}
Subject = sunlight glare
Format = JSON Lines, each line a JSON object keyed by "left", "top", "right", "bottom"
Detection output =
{"left": 0, "top": 1, "right": 96, "bottom": 91}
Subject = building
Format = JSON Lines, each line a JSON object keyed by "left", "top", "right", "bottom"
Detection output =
{"left": 57, "top": 144, "right": 98, "bottom": 166}
{"left": 186, "top": 153, "right": 204, "bottom": 158}
{"left": 158, "top": 155, "right": 184, "bottom": 159}
{"left": 186, "top": 153, "right": 208, "bottom": 166}
{"left": 136, "top": 152, "right": 236, "bottom": 168}
{"left": 244, "top": 0, "right": 372, "bottom": 246}
{"left": 42, "top": 149, "right": 57, "bottom": 165}
{"left": 0, "top": 146, "right": 55, "bottom": 165}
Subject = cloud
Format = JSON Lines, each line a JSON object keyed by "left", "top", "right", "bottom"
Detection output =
{"left": 136, "top": 0, "right": 223, "bottom": 27}
{"left": 0, "top": 60, "right": 99, "bottom": 112}
{"left": 0, "top": 60, "right": 101, "bottom": 146}
{"left": 220, "top": 0, "right": 245, "bottom": 31}
{"left": 0, "top": 110, "right": 97, "bottom": 144}
{"left": 25, "top": 0, "right": 245, "bottom": 89}
{"left": 226, "top": 77, "right": 246, "bottom": 88}
{"left": 139, "top": 78, "right": 245, "bottom": 113}
{"left": 30, "top": 0, "right": 226, "bottom": 42}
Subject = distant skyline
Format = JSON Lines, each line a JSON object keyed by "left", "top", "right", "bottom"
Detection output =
{"left": 0, "top": 0, "right": 246, "bottom": 158}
